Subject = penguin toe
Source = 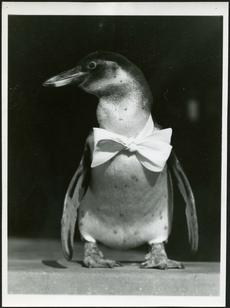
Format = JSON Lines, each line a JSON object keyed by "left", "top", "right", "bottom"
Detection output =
{"left": 140, "top": 260, "right": 167, "bottom": 269}
{"left": 140, "top": 258, "right": 184, "bottom": 270}
{"left": 83, "top": 256, "right": 122, "bottom": 268}
{"left": 103, "top": 259, "right": 123, "bottom": 268}
{"left": 166, "top": 259, "right": 184, "bottom": 269}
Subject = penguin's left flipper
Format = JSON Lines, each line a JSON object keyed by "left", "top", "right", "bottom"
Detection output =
{"left": 61, "top": 133, "right": 92, "bottom": 261}
{"left": 168, "top": 150, "right": 199, "bottom": 252}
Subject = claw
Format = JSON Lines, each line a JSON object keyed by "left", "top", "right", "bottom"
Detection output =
{"left": 167, "top": 259, "right": 184, "bottom": 269}
{"left": 140, "top": 261, "right": 148, "bottom": 268}
{"left": 140, "top": 259, "right": 184, "bottom": 269}
{"left": 83, "top": 257, "right": 122, "bottom": 268}
{"left": 114, "top": 261, "right": 123, "bottom": 267}
{"left": 140, "top": 261, "right": 167, "bottom": 269}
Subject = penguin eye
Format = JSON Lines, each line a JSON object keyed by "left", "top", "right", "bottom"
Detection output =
{"left": 87, "top": 61, "right": 97, "bottom": 70}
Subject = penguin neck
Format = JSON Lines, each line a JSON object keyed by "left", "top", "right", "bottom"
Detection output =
{"left": 96, "top": 90, "right": 151, "bottom": 137}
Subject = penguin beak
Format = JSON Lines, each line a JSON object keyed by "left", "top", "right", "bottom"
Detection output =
{"left": 43, "top": 66, "right": 88, "bottom": 87}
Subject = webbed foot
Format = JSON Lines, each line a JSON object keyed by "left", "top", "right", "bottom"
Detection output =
{"left": 83, "top": 242, "right": 122, "bottom": 268}
{"left": 140, "top": 243, "right": 184, "bottom": 270}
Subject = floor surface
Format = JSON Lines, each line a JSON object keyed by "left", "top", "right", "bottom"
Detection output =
{"left": 8, "top": 238, "right": 220, "bottom": 295}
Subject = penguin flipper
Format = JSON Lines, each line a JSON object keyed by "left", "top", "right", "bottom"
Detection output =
{"left": 168, "top": 150, "right": 199, "bottom": 252}
{"left": 61, "top": 133, "right": 92, "bottom": 260}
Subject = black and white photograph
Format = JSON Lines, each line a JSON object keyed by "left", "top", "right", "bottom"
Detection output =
{"left": 1, "top": 2, "right": 228, "bottom": 307}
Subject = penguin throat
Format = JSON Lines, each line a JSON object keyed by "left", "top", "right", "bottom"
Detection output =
{"left": 96, "top": 96, "right": 151, "bottom": 137}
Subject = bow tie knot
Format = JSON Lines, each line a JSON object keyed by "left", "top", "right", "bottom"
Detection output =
{"left": 91, "top": 116, "right": 173, "bottom": 172}
{"left": 124, "top": 138, "right": 138, "bottom": 153}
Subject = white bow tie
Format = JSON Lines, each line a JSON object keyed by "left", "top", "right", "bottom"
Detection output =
{"left": 91, "top": 116, "right": 172, "bottom": 172}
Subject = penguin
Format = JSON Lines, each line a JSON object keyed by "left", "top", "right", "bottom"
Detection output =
{"left": 43, "top": 51, "right": 198, "bottom": 269}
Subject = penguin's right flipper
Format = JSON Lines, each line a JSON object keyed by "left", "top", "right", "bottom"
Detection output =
{"left": 61, "top": 133, "right": 92, "bottom": 260}
{"left": 168, "top": 150, "right": 199, "bottom": 252}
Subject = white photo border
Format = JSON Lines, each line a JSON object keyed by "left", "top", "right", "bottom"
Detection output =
{"left": 2, "top": 2, "right": 228, "bottom": 307}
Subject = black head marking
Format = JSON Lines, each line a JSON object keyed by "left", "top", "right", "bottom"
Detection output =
{"left": 43, "top": 50, "right": 153, "bottom": 105}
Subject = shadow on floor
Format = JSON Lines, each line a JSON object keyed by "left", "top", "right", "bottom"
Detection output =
{"left": 42, "top": 259, "right": 143, "bottom": 269}
{"left": 42, "top": 260, "right": 68, "bottom": 269}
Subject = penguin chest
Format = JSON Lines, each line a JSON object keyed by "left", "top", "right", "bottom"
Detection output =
{"left": 78, "top": 153, "right": 171, "bottom": 249}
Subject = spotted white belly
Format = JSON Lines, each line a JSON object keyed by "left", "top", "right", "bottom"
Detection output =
{"left": 78, "top": 152, "right": 172, "bottom": 249}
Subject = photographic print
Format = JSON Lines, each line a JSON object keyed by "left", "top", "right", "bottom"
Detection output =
{"left": 2, "top": 2, "right": 228, "bottom": 307}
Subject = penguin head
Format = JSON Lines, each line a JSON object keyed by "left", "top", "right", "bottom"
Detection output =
{"left": 43, "top": 51, "right": 152, "bottom": 104}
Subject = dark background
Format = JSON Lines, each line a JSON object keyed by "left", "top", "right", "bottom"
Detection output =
{"left": 8, "top": 16, "right": 222, "bottom": 261}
